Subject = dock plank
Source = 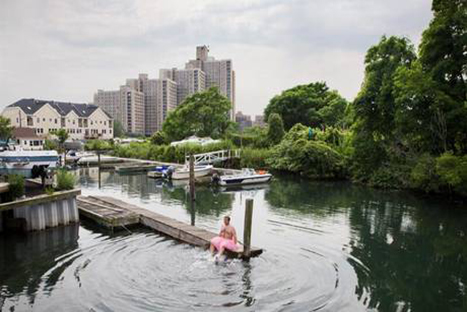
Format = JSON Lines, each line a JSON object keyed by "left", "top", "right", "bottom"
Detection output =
{"left": 77, "top": 196, "right": 263, "bottom": 258}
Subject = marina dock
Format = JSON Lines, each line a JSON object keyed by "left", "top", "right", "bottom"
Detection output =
{"left": 77, "top": 195, "right": 263, "bottom": 258}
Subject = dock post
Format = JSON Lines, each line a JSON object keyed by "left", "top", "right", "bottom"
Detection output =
{"left": 189, "top": 154, "right": 195, "bottom": 202}
{"left": 243, "top": 199, "right": 254, "bottom": 257}
{"left": 97, "top": 151, "right": 102, "bottom": 188}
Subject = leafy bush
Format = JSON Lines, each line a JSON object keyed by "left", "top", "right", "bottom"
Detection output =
{"left": 85, "top": 140, "right": 112, "bottom": 151}
{"left": 436, "top": 153, "right": 467, "bottom": 196}
{"left": 150, "top": 131, "right": 169, "bottom": 145}
{"left": 267, "top": 124, "right": 346, "bottom": 179}
{"left": 43, "top": 139, "right": 58, "bottom": 151}
{"left": 240, "top": 148, "right": 272, "bottom": 169}
{"left": 410, "top": 154, "right": 440, "bottom": 193}
{"left": 56, "top": 169, "right": 76, "bottom": 191}
{"left": 6, "top": 174, "right": 24, "bottom": 201}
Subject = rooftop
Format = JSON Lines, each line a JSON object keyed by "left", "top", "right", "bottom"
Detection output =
{"left": 8, "top": 98, "right": 112, "bottom": 119}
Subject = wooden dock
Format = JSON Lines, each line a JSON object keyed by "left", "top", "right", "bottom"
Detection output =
{"left": 115, "top": 163, "right": 157, "bottom": 174}
{"left": 77, "top": 195, "right": 263, "bottom": 258}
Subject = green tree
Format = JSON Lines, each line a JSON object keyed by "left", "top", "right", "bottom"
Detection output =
{"left": 163, "top": 87, "right": 232, "bottom": 141}
{"left": 0, "top": 116, "right": 13, "bottom": 142}
{"left": 265, "top": 82, "right": 348, "bottom": 130}
{"left": 51, "top": 129, "right": 69, "bottom": 165}
{"left": 113, "top": 120, "right": 125, "bottom": 138}
{"left": 266, "top": 113, "right": 285, "bottom": 145}
{"left": 419, "top": 0, "right": 466, "bottom": 103}
{"left": 397, "top": 0, "right": 467, "bottom": 154}
{"left": 351, "top": 36, "right": 416, "bottom": 180}
{"left": 353, "top": 36, "right": 416, "bottom": 140}
{"left": 150, "top": 131, "right": 169, "bottom": 145}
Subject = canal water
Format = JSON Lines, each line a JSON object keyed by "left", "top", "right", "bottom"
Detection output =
{"left": 1, "top": 168, "right": 467, "bottom": 312}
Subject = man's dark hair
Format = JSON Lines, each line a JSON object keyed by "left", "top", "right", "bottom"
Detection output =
{"left": 224, "top": 216, "right": 231, "bottom": 223}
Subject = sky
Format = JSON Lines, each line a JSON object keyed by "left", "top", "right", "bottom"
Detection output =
{"left": 0, "top": 0, "right": 433, "bottom": 116}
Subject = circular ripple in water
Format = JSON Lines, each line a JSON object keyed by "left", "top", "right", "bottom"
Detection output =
{"left": 22, "top": 228, "right": 361, "bottom": 312}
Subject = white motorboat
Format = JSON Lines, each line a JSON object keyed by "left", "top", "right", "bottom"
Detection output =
{"left": 168, "top": 165, "right": 213, "bottom": 180}
{"left": 77, "top": 155, "right": 122, "bottom": 165}
{"left": 215, "top": 168, "right": 272, "bottom": 186}
{"left": 0, "top": 150, "right": 59, "bottom": 177}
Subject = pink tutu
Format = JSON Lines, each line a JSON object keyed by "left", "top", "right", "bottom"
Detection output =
{"left": 211, "top": 236, "right": 238, "bottom": 251}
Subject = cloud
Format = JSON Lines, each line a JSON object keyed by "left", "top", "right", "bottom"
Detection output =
{"left": 0, "top": 0, "right": 433, "bottom": 116}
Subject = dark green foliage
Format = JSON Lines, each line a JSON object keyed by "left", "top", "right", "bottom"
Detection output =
{"left": 266, "top": 113, "right": 285, "bottom": 145}
{"left": 0, "top": 116, "right": 13, "bottom": 141}
{"left": 419, "top": 0, "right": 466, "bottom": 104}
{"left": 264, "top": 82, "right": 348, "bottom": 130}
{"left": 113, "top": 120, "right": 125, "bottom": 138}
{"left": 6, "top": 174, "right": 24, "bottom": 201}
{"left": 240, "top": 148, "right": 272, "bottom": 169}
{"left": 163, "top": 87, "right": 232, "bottom": 141}
{"left": 267, "top": 124, "right": 346, "bottom": 178}
{"left": 436, "top": 153, "right": 467, "bottom": 196}
{"left": 55, "top": 169, "right": 76, "bottom": 191}
{"left": 150, "top": 131, "right": 169, "bottom": 145}
{"left": 353, "top": 35, "right": 416, "bottom": 141}
{"left": 410, "top": 154, "right": 441, "bottom": 193}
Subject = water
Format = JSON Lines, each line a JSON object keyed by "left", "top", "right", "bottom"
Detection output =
{"left": 1, "top": 168, "right": 467, "bottom": 311}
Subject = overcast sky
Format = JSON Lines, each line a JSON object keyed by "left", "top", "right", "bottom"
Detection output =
{"left": 0, "top": 0, "right": 433, "bottom": 116}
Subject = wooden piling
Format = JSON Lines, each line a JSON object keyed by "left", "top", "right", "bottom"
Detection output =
{"left": 189, "top": 154, "right": 195, "bottom": 202}
{"left": 243, "top": 199, "right": 254, "bottom": 257}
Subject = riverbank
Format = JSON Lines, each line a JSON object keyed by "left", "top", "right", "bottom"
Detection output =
{"left": 101, "top": 136, "right": 466, "bottom": 201}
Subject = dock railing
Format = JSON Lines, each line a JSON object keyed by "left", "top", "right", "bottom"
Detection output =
{"left": 185, "top": 149, "right": 241, "bottom": 166}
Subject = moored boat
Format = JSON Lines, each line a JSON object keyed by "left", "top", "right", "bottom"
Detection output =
{"left": 167, "top": 165, "right": 213, "bottom": 180}
{"left": 215, "top": 168, "right": 272, "bottom": 186}
{"left": 0, "top": 150, "right": 59, "bottom": 178}
{"left": 77, "top": 155, "right": 123, "bottom": 165}
{"left": 147, "top": 165, "right": 170, "bottom": 178}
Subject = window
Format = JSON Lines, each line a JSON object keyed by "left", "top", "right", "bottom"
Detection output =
{"left": 55, "top": 119, "right": 58, "bottom": 124}
{"left": 73, "top": 120, "right": 75, "bottom": 125}
{"left": 43, "top": 118, "right": 45, "bottom": 122}
{"left": 37, "top": 118, "right": 40, "bottom": 123}
{"left": 16, "top": 118, "right": 19, "bottom": 123}
{"left": 90, "top": 121, "right": 93, "bottom": 125}
{"left": 49, "top": 118, "right": 52, "bottom": 122}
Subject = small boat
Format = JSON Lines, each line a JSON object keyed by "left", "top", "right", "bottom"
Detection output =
{"left": 147, "top": 165, "right": 170, "bottom": 179}
{"left": 215, "top": 168, "right": 272, "bottom": 186}
{"left": 0, "top": 150, "right": 59, "bottom": 178}
{"left": 167, "top": 165, "right": 213, "bottom": 180}
{"left": 77, "top": 155, "right": 123, "bottom": 165}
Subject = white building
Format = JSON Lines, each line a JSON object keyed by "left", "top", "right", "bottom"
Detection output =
{"left": 2, "top": 99, "right": 114, "bottom": 140}
{"left": 186, "top": 46, "right": 235, "bottom": 119}
{"left": 12, "top": 127, "right": 44, "bottom": 150}
{"left": 126, "top": 74, "right": 177, "bottom": 135}
{"left": 159, "top": 68, "right": 206, "bottom": 105}
{"left": 94, "top": 86, "right": 145, "bottom": 135}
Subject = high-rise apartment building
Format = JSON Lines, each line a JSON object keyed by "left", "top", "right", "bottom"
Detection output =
{"left": 126, "top": 74, "right": 177, "bottom": 135}
{"left": 94, "top": 86, "right": 145, "bottom": 135}
{"left": 185, "top": 46, "right": 235, "bottom": 119}
{"left": 159, "top": 68, "right": 206, "bottom": 105}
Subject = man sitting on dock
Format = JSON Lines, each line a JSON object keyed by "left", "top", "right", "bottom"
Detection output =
{"left": 210, "top": 216, "right": 238, "bottom": 257}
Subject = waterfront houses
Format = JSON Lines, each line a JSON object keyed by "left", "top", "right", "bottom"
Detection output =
{"left": 1, "top": 99, "right": 114, "bottom": 141}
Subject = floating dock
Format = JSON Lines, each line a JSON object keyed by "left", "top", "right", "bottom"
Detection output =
{"left": 115, "top": 163, "right": 157, "bottom": 174}
{"left": 77, "top": 195, "right": 263, "bottom": 258}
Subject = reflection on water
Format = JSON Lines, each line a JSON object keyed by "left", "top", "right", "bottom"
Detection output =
{"left": 0, "top": 169, "right": 466, "bottom": 312}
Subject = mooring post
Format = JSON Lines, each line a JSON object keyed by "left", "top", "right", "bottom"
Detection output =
{"left": 243, "top": 199, "right": 254, "bottom": 257}
{"left": 97, "top": 150, "right": 102, "bottom": 189}
{"left": 189, "top": 153, "right": 195, "bottom": 202}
